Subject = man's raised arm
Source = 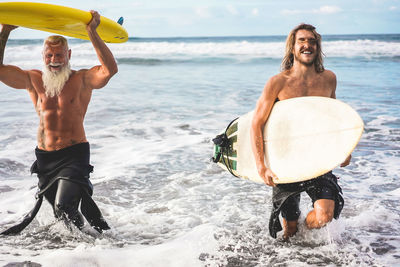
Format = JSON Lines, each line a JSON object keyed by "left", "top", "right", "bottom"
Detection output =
{"left": 83, "top": 11, "right": 118, "bottom": 90}
{"left": 0, "top": 25, "right": 32, "bottom": 90}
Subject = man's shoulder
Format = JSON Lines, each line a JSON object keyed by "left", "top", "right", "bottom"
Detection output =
{"left": 27, "top": 69, "right": 42, "bottom": 75}
{"left": 268, "top": 72, "right": 289, "bottom": 86}
{"left": 72, "top": 69, "right": 88, "bottom": 78}
{"left": 262, "top": 72, "right": 288, "bottom": 96}
{"left": 319, "top": 69, "right": 337, "bottom": 92}
{"left": 74, "top": 69, "right": 87, "bottom": 74}
{"left": 26, "top": 69, "right": 42, "bottom": 83}
{"left": 320, "top": 69, "right": 336, "bottom": 81}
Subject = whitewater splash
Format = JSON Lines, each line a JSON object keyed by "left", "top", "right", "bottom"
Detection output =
{"left": 4, "top": 35, "right": 400, "bottom": 68}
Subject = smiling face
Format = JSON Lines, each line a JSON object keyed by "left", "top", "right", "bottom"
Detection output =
{"left": 41, "top": 36, "right": 72, "bottom": 97}
{"left": 293, "top": 29, "right": 318, "bottom": 66}
{"left": 43, "top": 44, "right": 70, "bottom": 73}
{"left": 281, "top": 24, "right": 325, "bottom": 73}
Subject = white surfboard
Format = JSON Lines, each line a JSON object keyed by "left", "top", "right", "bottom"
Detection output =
{"left": 212, "top": 96, "right": 364, "bottom": 184}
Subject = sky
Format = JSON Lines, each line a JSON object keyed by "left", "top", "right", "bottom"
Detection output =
{"left": 2, "top": 0, "right": 400, "bottom": 39}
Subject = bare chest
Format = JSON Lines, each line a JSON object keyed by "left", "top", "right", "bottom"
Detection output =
{"left": 278, "top": 77, "right": 333, "bottom": 99}
{"left": 38, "top": 93, "right": 79, "bottom": 111}
{"left": 32, "top": 73, "right": 90, "bottom": 112}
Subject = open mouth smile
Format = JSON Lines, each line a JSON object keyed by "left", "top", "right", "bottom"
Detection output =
{"left": 48, "top": 63, "right": 63, "bottom": 71}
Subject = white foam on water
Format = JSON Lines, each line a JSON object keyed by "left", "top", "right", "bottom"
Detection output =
{"left": 109, "top": 39, "right": 400, "bottom": 60}
{"left": 1, "top": 224, "right": 218, "bottom": 267}
{"left": 388, "top": 187, "right": 400, "bottom": 197}
{"left": 3, "top": 38, "right": 400, "bottom": 69}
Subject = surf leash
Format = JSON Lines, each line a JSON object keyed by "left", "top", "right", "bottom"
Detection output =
{"left": 212, "top": 117, "right": 240, "bottom": 178}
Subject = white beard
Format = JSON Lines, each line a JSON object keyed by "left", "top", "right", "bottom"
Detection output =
{"left": 42, "top": 63, "right": 72, "bottom": 97}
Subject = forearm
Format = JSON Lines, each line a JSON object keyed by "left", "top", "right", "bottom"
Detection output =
{"left": 251, "top": 123, "right": 267, "bottom": 173}
{"left": 87, "top": 28, "right": 118, "bottom": 76}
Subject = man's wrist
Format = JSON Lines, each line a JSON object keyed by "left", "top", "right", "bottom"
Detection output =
{"left": 86, "top": 27, "right": 95, "bottom": 34}
{"left": 257, "top": 164, "right": 267, "bottom": 175}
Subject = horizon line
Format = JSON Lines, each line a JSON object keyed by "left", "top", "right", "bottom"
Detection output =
{"left": 8, "top": 32, "right": 400, "bottom": 41}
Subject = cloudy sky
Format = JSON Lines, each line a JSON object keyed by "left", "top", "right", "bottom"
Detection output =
{"left": 4, "top": 0, "right": 400, "bottom": 38}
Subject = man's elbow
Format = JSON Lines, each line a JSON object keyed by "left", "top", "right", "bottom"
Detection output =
{"left": 94, "top": 65, "right": 117, "bottom": 89}
{"left": 107, "top": 63, "right": 118, "bottom": 78}
{"left": 102, "top": 64, "right": 118, "bottom": 81}
{"left": 0, "top": 64, "right": 6, "bottom": 76}
{"left": 110, "top": 63, "right": 118, "bottom": 76}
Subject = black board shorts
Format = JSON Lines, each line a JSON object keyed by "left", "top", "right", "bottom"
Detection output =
{"left": 269, "top": 171, "right": 344, "bottom": 238}
{"left": 280, "top": 174, "right": 339, "bottom": 221}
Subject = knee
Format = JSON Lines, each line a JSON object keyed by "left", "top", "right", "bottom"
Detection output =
{"left": 315, "top": 210, "right": 334, "bottom": 227}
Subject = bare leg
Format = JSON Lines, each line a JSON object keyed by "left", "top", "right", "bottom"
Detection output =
{"left": 279, "top": 193, "right": 301, "bottom": 240}
{"left": 305, "top": 199, "right": 335, "bottom": 229}
{"left": 282, "top": 219, "right": 298, "bottom": 240}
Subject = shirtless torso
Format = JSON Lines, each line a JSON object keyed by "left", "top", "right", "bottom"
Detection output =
{"left": 29, "top": 69, "right": 92, "bottom": 150}
{"left": 0, "top": 11, "right": 117, "bottom": 151}
{"left": 251, "top": 28, "right": 339, "bottom": 186}
{"left": 251, "top": 25, "right": 350, "bottom": 239}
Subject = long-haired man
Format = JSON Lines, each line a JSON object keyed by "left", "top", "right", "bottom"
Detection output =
{"left": 251, "top": 24, "right": 351, "bottom": 239}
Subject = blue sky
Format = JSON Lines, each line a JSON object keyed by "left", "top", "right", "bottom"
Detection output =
{"left": 4, "top": 0, "right": 400, "bottom": 39}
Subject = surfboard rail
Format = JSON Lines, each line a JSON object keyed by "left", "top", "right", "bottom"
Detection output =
{"left": 0, "top": 2, "right": 129, "bottom": 43}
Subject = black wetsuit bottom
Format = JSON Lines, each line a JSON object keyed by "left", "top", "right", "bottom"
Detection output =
{"left": 45, "top": 179, "right": 85, "bottom": 228}
{"left": 0, "top": 142, "right": 109, "bottom": 235}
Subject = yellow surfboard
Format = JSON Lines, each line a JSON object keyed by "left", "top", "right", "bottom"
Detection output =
{"left": 0, "top": 2, "right": 128, "bottom": 43}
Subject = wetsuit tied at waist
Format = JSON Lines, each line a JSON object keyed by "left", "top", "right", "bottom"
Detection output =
{"left": 1, "top": 142, "right": 109, "bottom": 235}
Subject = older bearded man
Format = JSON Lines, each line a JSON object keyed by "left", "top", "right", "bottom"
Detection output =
{"left": 0, "top": 11, "right": 117, "bottom": 234}
{"left": 42, "top": 36, "right": 73, "bottom": 98}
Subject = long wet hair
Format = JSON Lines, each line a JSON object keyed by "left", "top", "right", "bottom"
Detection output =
{"left": 281, "top": 23, "right": 324, "bottom": 73}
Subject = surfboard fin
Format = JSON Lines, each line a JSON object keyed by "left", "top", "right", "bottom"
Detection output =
{"left": 117, "top": 17, "right": 124, "bottom": 25}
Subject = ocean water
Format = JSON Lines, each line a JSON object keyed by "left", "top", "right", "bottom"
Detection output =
{"left": 0, "top": 34, "right": 399, "bottom": 266}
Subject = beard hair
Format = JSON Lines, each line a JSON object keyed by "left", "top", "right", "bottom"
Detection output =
{"left": 42, "top": 62, "right": 72, "bottom": 97}
{"left": 294, "top": 53, "right": 315, "bottom": 67}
